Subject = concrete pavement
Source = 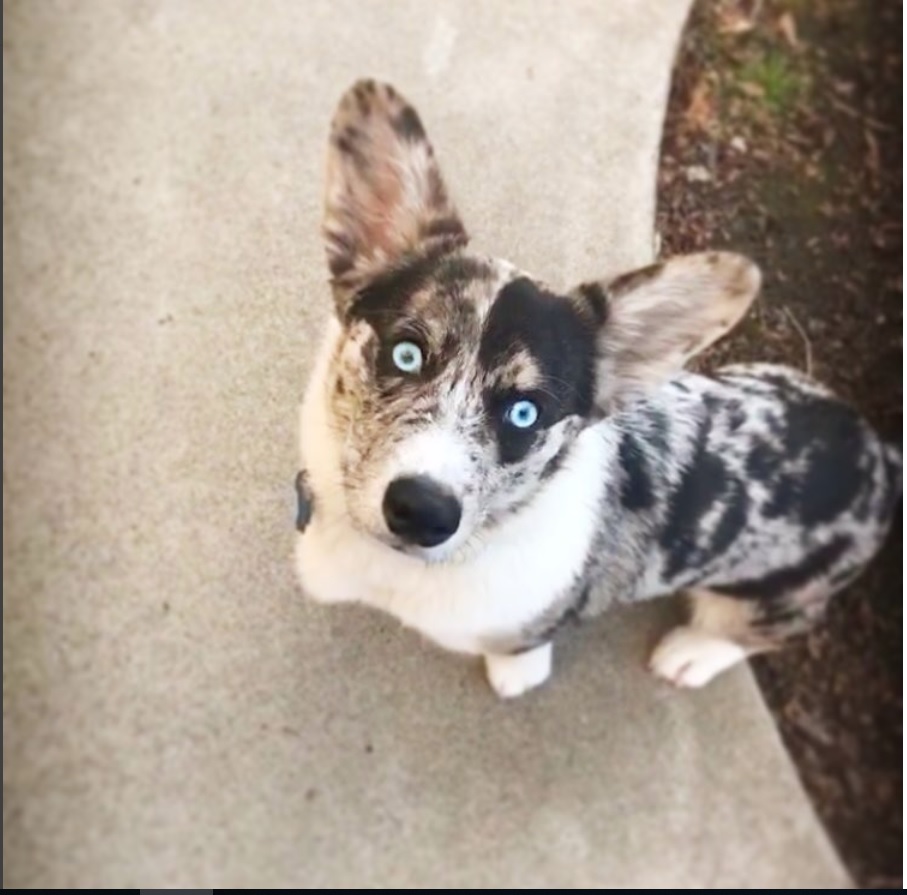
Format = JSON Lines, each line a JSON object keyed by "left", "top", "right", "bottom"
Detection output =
{"left": 3, "top": 0, "right": 850, "bottom": 886}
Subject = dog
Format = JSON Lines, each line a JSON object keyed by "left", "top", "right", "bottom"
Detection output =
{"left": 294, "top": 80, "right": 901, "bottom": 698}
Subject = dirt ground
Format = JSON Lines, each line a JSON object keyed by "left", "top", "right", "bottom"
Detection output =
{"left": 656, "top": 0, "right": 902, "bottom": 887}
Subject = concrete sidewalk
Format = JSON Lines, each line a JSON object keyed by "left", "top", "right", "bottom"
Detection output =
{"left": 3, "top": 0, "right": 849, "bottom": 887}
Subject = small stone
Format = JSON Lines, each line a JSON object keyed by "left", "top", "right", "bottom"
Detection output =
{"left": 730, "top": 135, "right": 747, "bottom": 153}
{"left": 684, "top": 165, "right": 712, "bottom": 183}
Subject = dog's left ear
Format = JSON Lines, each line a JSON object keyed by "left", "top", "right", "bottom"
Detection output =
{"left": 322, "top": 80, "right": 467, "bottom": 315}
{"left": 571, "top": 252, "right": 761, "bottom": 411}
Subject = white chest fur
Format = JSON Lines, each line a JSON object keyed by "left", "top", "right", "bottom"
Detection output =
{"left": 295, "top": 322, "right": 610, "bottom": 655}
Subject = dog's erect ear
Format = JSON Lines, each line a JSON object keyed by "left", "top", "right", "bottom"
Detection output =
{"left": 322, "top": 80, "right": 467, "bottom": 314}
{"left": 571, "top": 252, "right": 761, "bottom": 410}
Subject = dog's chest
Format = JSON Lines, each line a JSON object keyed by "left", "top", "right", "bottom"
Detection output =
{"left": 297, "top": 431, "right": 609, "bottom": 654}
{"left": 298, "top": 520, "right": 583, "bottom": 654}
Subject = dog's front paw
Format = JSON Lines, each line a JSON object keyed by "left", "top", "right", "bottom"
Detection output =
{"left": 484, "top": 643, "right": 552, "bottom": 699}
{"left": 649, "top": 626, "right": 747, "bottom": 688}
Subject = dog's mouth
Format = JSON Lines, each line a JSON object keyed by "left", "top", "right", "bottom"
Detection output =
{"left": 371, "top": 532, "right": 457, "bottom": 564}
{"left": 358, "top": 523, "right": 468, "bottom": 564}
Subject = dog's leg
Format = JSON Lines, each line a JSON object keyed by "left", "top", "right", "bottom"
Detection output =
{"left": 649, "top": 583, "right": 830, "bottom": 688}
{"left": 484, "top": 642, "right": 552, "bottom": 699}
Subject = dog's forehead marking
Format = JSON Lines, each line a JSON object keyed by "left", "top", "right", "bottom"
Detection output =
{"left": 349, "top": 250, "right": 504, "bottom": 330}
{"left": 486, "top": 348, "right": 543, "bottom": 392}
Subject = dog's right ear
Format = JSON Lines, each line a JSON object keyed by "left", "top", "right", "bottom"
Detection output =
{"left": 322, "top": 80, "right": 468, "bottom": 317}
{"left": 571, "top": 252, "right": 761, "bottom": 411}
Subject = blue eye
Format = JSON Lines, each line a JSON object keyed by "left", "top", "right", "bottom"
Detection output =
{"left": 505, "top": 399, "right": 539, "bottom": 429}
{"left": 391, "top": 341, "right": 423, "bottom": 374}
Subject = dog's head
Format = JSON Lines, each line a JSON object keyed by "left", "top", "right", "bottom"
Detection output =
{"left": 318, "top": 80, "right": 760, "bottom": 561}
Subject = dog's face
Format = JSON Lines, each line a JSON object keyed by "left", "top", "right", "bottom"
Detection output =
{"left": 318, "top": 80, "right": 760, "bottom": 561}
{"left": 330, "top": 248, "right": 597, "bottom": 559}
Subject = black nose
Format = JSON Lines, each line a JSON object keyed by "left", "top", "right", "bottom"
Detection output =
{"left": 382, "top": 476, "right": 462, "bottom": 548}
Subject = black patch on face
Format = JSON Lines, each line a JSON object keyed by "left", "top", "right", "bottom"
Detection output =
{"left": 618, "top": 432, "right": 655, "bottom": 511}
{"left": 483, "top": 399, "right": 539, "bottom": 463}
{"left": 660, "top": 415, "right": 729, "bottom": 579}
{"left": 715, "top": 535, "right": 853, "bottom": 600}
{"left": 479, "top": 277, "right": 596, "bottom": 464}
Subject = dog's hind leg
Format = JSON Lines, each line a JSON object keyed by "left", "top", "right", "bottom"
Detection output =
{"left": 648, "top": 583, "right": 831, "bottom": 689}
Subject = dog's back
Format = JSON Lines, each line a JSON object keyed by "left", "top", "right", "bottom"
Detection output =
{"left": 580, "top": 364, "right": 899, "bottom": 615}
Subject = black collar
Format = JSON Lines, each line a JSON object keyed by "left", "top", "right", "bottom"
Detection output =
{"left": 294, "top": 470, "right": 315, "bottom": 532}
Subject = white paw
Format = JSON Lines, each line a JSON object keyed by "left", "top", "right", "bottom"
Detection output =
{"left": 649, "top": 626, "right": 747, "bottom": 688}
{"left": 485, "top": 643, "right": 552, "bottom": 699}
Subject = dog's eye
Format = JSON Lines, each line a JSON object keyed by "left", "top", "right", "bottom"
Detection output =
{"left": 504, "top": 399, "right": 539, "bottom": 429}
{"left": 391, "top": 341, "right": 424, "bottom": 374}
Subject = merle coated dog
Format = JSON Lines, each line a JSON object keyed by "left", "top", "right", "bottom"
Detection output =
{"left": 294, "top": 80, "right": 901, "bottom": 698}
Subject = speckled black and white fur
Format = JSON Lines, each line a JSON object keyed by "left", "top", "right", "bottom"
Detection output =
{"left": 295, "top": 80, "right": 902, "bottom": 697}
